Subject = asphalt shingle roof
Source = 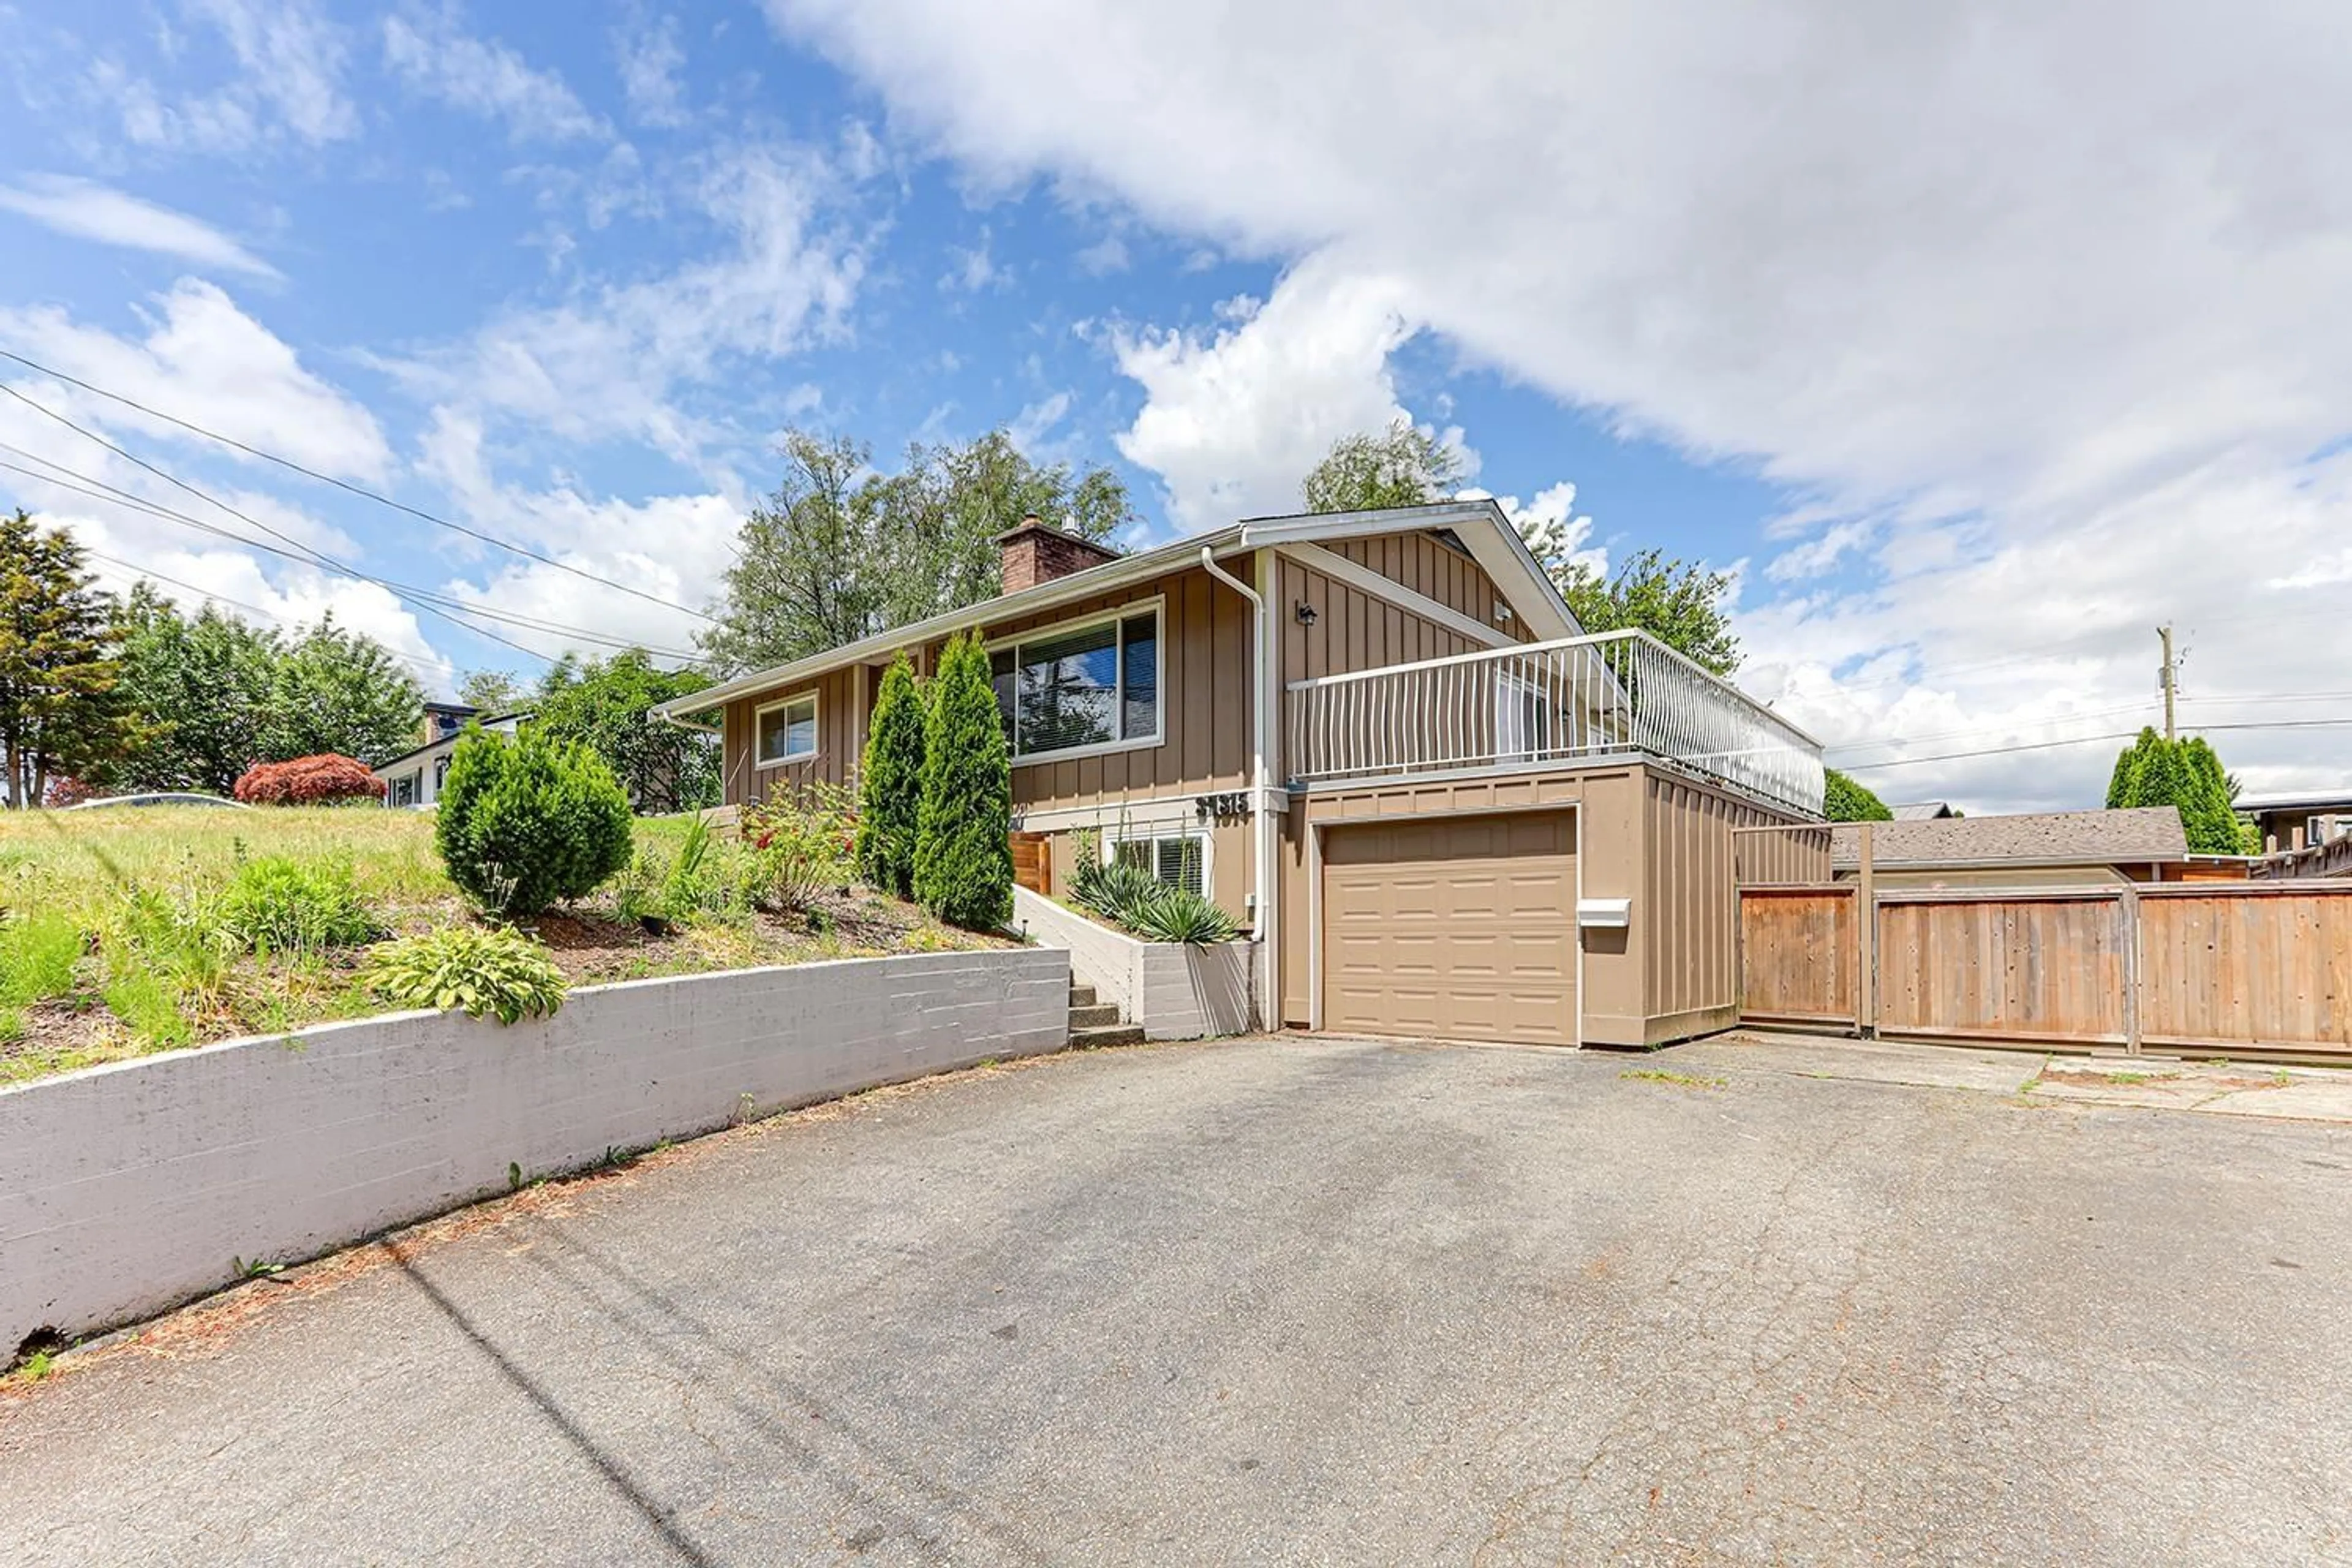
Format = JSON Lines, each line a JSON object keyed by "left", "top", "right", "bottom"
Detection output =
{"left": 1830, "top": 807, "right": 2188, "bottom": 870}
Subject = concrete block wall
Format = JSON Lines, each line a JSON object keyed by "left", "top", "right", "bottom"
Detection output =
{"left": 0, "top": 949, "right": 1068, "bottom": 1351}
{"left": 1014, "top": 886, "right": 1256, "bottom": 1039}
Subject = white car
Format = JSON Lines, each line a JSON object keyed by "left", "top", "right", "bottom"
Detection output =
{"left": 63, "top": 791, "right": 253, "bottom": 811}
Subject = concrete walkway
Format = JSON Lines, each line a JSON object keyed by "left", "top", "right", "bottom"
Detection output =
{"left": 1661, "top": 1028, "right": 2352, "bottom": 1123}
{"left": 5, "top": 1034, "right": 2351, "bottom": 1564}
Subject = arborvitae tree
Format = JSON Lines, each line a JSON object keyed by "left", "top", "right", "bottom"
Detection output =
{"left": 911, "top": 632, "right": 1012, "bottom": 929}
{"left": 1822, "top": 767, "right": 1893, "bottom": 822}
{"left": 2105, "top": 727, "right": 2247, "bottom": 855}
{"left": 855, "top": 653, "right": 927, "bottom": 897}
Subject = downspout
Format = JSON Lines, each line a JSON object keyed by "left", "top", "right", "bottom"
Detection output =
{"left": 1199, "top": 545, "right": 1278, "bottom": 1029}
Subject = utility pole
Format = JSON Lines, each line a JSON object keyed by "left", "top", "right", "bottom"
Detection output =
{"left": 2157, "top": 624, "right": 2177, "bottom": 741}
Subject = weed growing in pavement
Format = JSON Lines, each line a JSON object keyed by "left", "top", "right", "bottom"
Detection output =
{"left": 1621, "top": 1068, "right": 1726, "bottom": 1090}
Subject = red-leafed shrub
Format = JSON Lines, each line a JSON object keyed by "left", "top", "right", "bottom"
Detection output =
{"left": 43, "top": 775, "right": 99, "bottom": 808}
{"left": 233, "top": 754, "right": 387, "bottom": 806}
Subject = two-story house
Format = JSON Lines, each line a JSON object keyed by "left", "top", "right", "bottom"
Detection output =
{"left": 655, "top": 500, "right": 1826, "bottom": 1049}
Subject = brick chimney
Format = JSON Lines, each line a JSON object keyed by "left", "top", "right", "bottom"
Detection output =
{"left": 998, "top": 514, "right": 1120, "bottom": 594}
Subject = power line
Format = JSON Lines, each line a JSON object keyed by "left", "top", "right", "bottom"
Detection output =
{"left": 1840, "top": 717, "right": 2352, "bottom": 772}
{"left": 0, "top": 347, "right": 718, "bottom": 624}
{"left": 0, "top": 439, "right": 707, "bottom": 663}
{"left": 81, "top": 549, "right": 456, "bottom": 682}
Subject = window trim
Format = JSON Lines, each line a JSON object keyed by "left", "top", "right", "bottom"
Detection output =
{"left": 1106, "top": 824, "right": 1213, "bottom": 902}
{"left": 753, "top": 690, "right": 821, "bottom": 769}
{"left": 986, "top": 595, "right": 1166, "bottom": 767}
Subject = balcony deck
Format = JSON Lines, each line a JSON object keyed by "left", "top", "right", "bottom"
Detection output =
{"left": 1284, "top": 629, "right": 1826, "bottom": 817}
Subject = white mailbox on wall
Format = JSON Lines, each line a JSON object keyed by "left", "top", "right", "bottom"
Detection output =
{"left": 1577, "top": 897, "right": 1632, "bottom": 929}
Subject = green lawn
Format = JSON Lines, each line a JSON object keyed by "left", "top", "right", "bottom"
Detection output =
{"left": 0, "top": 807, "right": 1006, "bottom": 1087}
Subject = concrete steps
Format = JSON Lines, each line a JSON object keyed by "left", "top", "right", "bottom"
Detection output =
{"left": 1067, "top": 981, "right": 1144, "bottom": 1049}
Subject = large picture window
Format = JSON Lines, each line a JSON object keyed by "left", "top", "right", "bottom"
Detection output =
{"left": 989, "top": 604, "right": 1161, "bottom": 762}
{"left": 756, "top": 692, "right": 819, "bottom": 766}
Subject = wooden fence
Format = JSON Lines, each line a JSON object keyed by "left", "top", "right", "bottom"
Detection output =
{"left": 1010, "top": 831, "right": 1052, "bottom": 895}
{"left": 1739, "top": 879, "right": 2352, "bottom": 1061}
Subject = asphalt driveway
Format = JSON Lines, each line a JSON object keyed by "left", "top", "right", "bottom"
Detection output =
{"left": 4, "top": 1034, "right": 2350, "bottom": 1565}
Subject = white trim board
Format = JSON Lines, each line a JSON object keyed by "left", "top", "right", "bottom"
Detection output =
{"left": 1275, "top": 541, "right": 1515, "bottom": 650}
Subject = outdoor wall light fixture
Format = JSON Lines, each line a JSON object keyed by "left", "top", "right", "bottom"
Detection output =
{"left": 1294, "top": 600, "right": 1319, "bottom": 627}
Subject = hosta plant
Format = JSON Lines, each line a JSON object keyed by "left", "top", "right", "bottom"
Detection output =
{"left": 364, "top": 925, "right": 567, "bottom": 1025}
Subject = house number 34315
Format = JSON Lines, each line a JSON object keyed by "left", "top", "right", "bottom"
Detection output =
{"left": 1194, "top": 792, "right": 1250, "bottom": 824}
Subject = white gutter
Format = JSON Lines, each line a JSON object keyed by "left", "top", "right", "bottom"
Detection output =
{"left": 1199, "top": 545, "right": 1278, "bottom": 1030}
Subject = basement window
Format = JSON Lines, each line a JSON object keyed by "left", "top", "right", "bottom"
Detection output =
{"left": 1114, "top": 832, "right": 1207, "bottom": 899}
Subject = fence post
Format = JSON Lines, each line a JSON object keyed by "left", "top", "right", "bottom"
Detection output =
{"left": 2119, "top": 881, "right": 2142, "bottom": 1057}
{"left": 1856, "top": 823, "right": 1877, "bottom": 1038}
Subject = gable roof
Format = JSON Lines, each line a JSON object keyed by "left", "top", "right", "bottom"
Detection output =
{"left": 657, "top": 499, "right": 1580, "bottom": 718}
{"left": 1830, "top": 807, "right": 2188, "bottom": 870}
{"left": 368, "top": 711, "right": 530, "bottom": 774}
{"left": 1889, "top": 801, "right": 1956, "bottom": 820}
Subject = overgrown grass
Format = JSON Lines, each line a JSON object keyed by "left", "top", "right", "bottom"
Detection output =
{"left": 0, "top": 807, "right": 1007, "bottom": 1086}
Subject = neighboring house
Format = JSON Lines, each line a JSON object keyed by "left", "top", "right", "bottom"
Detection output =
{"left": 2240, "top": 791, "right": 2352, "bottom": 855}
{"left": 374, "top": 711, "right": 528, "bottom": 809}
{"left": 1890, "top": 801, "right": 1958, "bottom": 821}
{"left": 655, "top": 502, "right": 1826, "bottom": 1049}
{"left": 1829, "top": 808, "right": 2190, "bottom": 889}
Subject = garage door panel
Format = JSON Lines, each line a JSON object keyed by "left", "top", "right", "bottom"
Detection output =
{"left": 1321, "top": 811, "right": 1578, "bottom": 1047}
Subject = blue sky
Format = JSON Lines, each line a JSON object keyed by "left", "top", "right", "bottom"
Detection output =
{"left": 2, "top": 1, "right": 2347, "bottom": 813}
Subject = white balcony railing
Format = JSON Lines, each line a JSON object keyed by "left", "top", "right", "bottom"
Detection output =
{"left": 1284, "top": 629, "right": 1826, "bottom": 816}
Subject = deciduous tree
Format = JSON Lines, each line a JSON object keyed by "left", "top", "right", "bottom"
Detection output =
{"left": 530, "top": 649, "right": 718, "bottom": 815}
{"left": 264, "top": 614, "right": 424, "bottom": 766}
{"left": 113, "top": 584, "right": 279, "bottom": 794}
{"left": 1823, "top": 767, "right": 1893, "bottom": 823}
{"left": 702, "top": 429, "right": 1136, "bottom": 674}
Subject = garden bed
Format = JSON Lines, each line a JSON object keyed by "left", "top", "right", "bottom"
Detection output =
{"left": 0, "top": 808, "right": 1014, "bottom": 1087}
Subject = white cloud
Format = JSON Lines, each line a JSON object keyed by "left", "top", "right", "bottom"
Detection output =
{"left": 102, "top": 0, "right": 355, "bottom": 154}
{"left": 1465, "top": 482, "right": 1607, "bottom": 582}
{"left": 1074, "top": 233, "right": 1129, "bottom": 276}
{"left": 1112, "top": 255, "right": 1419, "bottom": 531}
{"left": 0, "top": 280, "right": 391, "bottom": 484}
{"left": 0, "top": 176, "right": 280, "bottom": 279}
{"left": 767, "top": 0, "right": 2352, "bottom": 810}
{"left": 614, "top": 11, "right": 689, "bottom": 129}
{"left": 1006, "top": 390, "right": 1072, "bottom": 456}
{"left": 379, "top": 143, "right": 862, "bottom": 464}
{"left": 417, "top": 408, "right": 737, "bottom": 660}
{"left": 942, "top": 226, "right": 1011, "bottom": 293}
{"left": 382, "top": 8, "right": 605, "bottom": 143}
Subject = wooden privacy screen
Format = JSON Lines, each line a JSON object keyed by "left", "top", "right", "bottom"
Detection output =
{"left": 1740, "top": 882, "right": 2352, "bottom": 1061}
{"left": 1010, "top": 831, "right": 1051, "bottom": 895}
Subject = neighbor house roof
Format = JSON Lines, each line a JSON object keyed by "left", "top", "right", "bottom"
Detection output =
{"left": 1890, "top": 801, "right": 1957, "bottom": 821}
{"left": 1830, "top": 807, "right": 2188, "bottom": 870}
{"left": 369, "top": 711, "right": 530, "bottom": 774}
{"left": 2238, "top": 790, "right": 2352, "bottom": 815}
{"left": 654, "top": 499, "right": 1582, "bottom": 719}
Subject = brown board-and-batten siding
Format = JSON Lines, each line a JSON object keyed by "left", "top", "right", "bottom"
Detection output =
{"left": 1321, "top": 532, "right": 1531, "bottom": 643}
{"left": 977, "top": 564, "right": 1254, "bottom": 813}
{"left": 721, "top": 664, "right": 865, "bottom": 809}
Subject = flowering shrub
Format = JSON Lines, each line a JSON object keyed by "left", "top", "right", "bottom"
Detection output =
{"left": 744, "top": 783, "right": 858, "bottom": 914}
{"left": 42, "top": 775, "right": 99, "bottom": 808}
{"left": 233, "top": 753, "right": 386, "bottom": 806}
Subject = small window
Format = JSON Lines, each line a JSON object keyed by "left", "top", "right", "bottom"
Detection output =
{"left": 390, "top": 773, "right": 417, "bottom": 808}
{"left": 988, "top": 602, "right": 1163, "bottom": 762}
{"left": 756, "top": 693, "right": 820, "bottom": 766}
{"left": 1114, "top": 833, "right": 1206, "bottom": 899}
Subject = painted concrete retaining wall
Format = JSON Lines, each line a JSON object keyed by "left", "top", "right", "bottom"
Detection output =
{"left": 0, "top": 949, "right": 1068, "bottom": 1351}
{"left": 1013, "top": 886, "right": 1256, "bottom": 1039}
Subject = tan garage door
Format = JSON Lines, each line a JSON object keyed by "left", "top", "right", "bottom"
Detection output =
{"left": 1321, "top": 811, "right": 1578, "bottom": 1047}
